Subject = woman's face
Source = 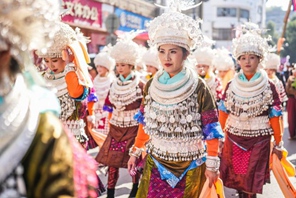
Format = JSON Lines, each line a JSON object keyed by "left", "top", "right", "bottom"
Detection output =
{"left": 96, "top": 65, "right": 109, "bottom": 77}
{"left": 196, "top": 64, "right": 209, "bottom": 77}
{"left": 116, "top": 63, "right": 133, "bottom": 78}
{"left": 146, "top": 65, "right": 158, "bottom": 75}
{"left": 44, "top": 57, "right": 66, "bottom": 74}
{"left": 218, "top": 70, "right": 228, "bottom": 79}
{"left": 265, "top": 69, "right": 276, "bottom": 78}
{"left": 238, "top": 54, "right": 260, "bottom": 75}
{"left": 158, "top": 44, "right": 188, "bottom": 77}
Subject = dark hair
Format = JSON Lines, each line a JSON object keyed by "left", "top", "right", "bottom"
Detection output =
{"left": 10, "top": 57, "right": 21, "bottom": 74}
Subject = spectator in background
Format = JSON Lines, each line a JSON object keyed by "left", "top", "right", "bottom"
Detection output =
{"left": 286, "top": 68, "right": 296, "bottom": 140}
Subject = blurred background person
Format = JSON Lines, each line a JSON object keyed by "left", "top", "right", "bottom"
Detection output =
{"left": 0, "top": 0, "right": 99, "bottom": 197}
{"left": 213, "top": 48, "right": 236, "bottom": 91}
{"left": 92, "top": 47, "right": 116, "bottom": 144}
{"left": 264, "top": 53, "right": 288, "bottom": 108}
{"left": 96, "top": 32, "right": 145, "bottom": 198}
{"left": 36, "top": 22, "right": 98, "bottom": 148}
{"left": 142, "top": 47, "right": 161, "bottom": 81}
{"left": 193, "top": 45, "right": 223, "bottom": 103}
{"left": 286, "top": 68, "right": 296, "bottom": 140}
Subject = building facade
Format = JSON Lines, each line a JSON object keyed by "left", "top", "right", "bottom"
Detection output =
{"left": 61, "top": 0, "right": 158, "bottom": 54}
{"left": 200, "top": 0, "right": 266, "bottom": 49}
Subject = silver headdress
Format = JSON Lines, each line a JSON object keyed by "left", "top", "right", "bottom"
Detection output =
{"left": 142, "top": 47, "right": 161, "bottom": 70}
{"left": 213, "top": 48, "right": 235, "bottom": 71}
{"left": 36, "top": 21, "right": 93, "bottom": 88}
{"left": 193, "top": 36, "right": 216, "bottom": 67}
{"left": 232, "top": 22, "right": 270, "bottom": 60}
{"left": 193, "top": 47, "right": 215, "bottom": 67}
{"left": 94, "top": 45, "right": 115, "bottom": 71}
{"left": 0, "top": 0, "right": 60, "bottom": 67}
{"left": 264, "top": 53, "right": 280, "bottom": 70}
{"left": 36, "top": 22, "right": 77, "bottom": 58}
{"left": 110, "top": 30, "right": 141, "bottom": 66}
{"left": 148, "top": 0, "right": 203, "bottom": 51}
{"left": 199, "top": 35, "right": 215, "bottom": 48}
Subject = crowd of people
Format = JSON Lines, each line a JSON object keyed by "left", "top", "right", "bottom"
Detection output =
{"left": 1, "top": 0, "right": 295, "bottom": 198}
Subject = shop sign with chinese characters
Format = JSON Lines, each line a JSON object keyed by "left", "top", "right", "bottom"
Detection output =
{"left": 61, "top": 0, "right": 102, "bottom": 28}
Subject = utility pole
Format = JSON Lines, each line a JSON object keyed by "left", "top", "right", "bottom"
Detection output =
{"left": 277, "top": 0, "right": 292, "bottom": 55}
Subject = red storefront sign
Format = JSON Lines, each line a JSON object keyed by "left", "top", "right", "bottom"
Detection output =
{"left": 61, "top": 0, "right": 102, "bottom": 29}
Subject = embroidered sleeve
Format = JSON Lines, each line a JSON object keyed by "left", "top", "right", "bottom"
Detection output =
{"left": 133, "top": 108, "right": 145, "bottom": 125}
{"left": 218, "top": 82, "right": 230, "bottom": 113}
{"left": 201, "top": 110, "right": 224, "bottom": 140}
{"left": 269, "top": 81, "right": 282, "bottom": 118}
{"left": 87, "top": 87, "right": 98, "bottom": 103}
{"left": 198, "top": 81, "right": 224, "bottom": 140}
{"left": 102, "top": 90, "right": 113, "bottom": 112}
{"left": 133, "top": 79, "right": 152, "bottom": 125}
{"left": 277, "top": 81, "right": 288, "bottom": 102}
{"left": 218, "top": 100, "right": 228, "bottom": 113}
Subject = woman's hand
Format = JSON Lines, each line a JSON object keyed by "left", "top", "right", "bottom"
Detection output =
{"left": 204, "top": 169, "right": 219, "bottom": 188}
{"left": 272, "top": 147, "right": 283, "bottom": 160}
{"left": 128, "top": 156, "right": 137, "bottom": 176}
{"left": 87, "top": 115, "right": 95, "bottom": 129}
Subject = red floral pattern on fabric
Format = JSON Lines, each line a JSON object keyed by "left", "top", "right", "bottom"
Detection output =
{"left": 109, "top": 138, "right": 127, "bottom": 152}
{"left": 232, "top": 144, "right": 252, "bottom": 174}
{"left": 147, "top": 168, "right": 185, "bottom": 198}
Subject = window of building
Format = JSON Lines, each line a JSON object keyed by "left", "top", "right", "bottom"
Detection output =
{"left": 240, "top": 9, "right": 250, "bottom": 19}
{"left": 212, "top": 28, "right": 233, "bottom": 40}
{"left": 217, "top": 7, "right": 237, "bottom": 17}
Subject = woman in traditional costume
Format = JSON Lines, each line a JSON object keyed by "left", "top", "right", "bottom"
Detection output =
{"left": 0, "top": 0, "right": 99, "bottom": 197}
{"left": 93, "top": 49, "right": 115, "bottom": 136}
{"left": 127, "top": 1, "right": 224, "bottom": 197}
{"left": 193, "top": 46, "right": 223, "bottom": 103}
{"left": 36, "top": 22, "right": 98, "bottom": 148}
{"left": 264, "top": 53, "right": 288, "bottom": 105}
{"left": 142, "top": 47, "right": 161, "bottom": 81}
{"left": 95, "top": 32, "right": 144, "bottom": 198}
{"left": 213, "top": 48, "right": 236, "bottom": 91}
{"left": 218, "top": 23, "right": 284, "bottom": 198}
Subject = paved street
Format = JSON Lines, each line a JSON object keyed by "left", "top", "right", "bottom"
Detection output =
{"left": 90, "top": 112, "right": 296, "bottom": 198}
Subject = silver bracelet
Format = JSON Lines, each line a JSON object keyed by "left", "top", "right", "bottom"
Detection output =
{"left": 87, "top": 115, "right": 95, "bottom": 122}
{"left": 205, "top": 156, "right": 220, "bottom": 172}
{"left": 273, "top": 140, "right": 284, "bottom": 151}
{"left": 129, "top": 145, "right": 144, "bottom": 158}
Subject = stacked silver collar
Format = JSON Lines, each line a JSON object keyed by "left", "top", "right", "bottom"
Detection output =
{"left": 225, "top": 70, "right": 273, "bottom": 121}
{"left": 109, "top": 73, "right": 142, "bottom": 111}
{"left": 144, "top": 67, "right": 206, "bottom": 161}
